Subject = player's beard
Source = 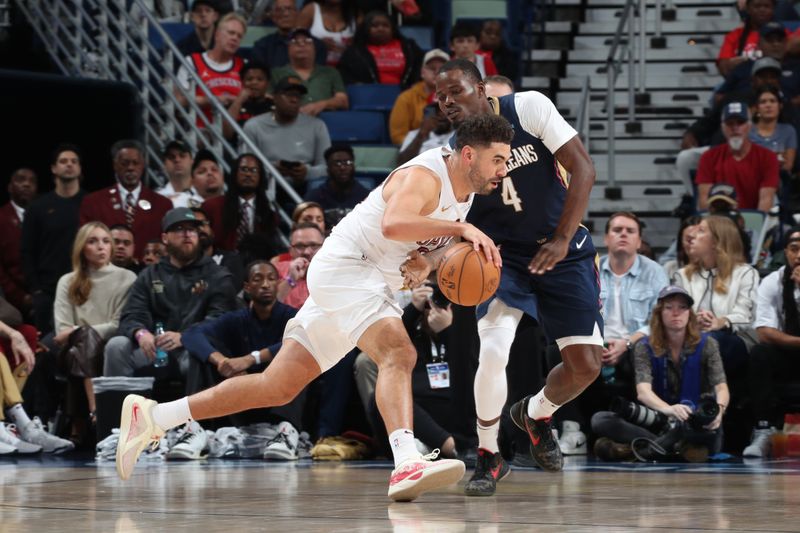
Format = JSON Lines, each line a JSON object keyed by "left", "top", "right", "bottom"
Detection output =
{"left": 467, "top": 165, "right": 493, "bottom": 195}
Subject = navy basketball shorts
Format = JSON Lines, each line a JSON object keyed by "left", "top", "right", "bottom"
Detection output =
{"left": 477, "top": 226, "right": 604, "bottom": 344}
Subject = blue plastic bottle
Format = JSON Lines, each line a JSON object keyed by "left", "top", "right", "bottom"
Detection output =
{"left": 153, "top": 322, "right": 169, "bottom": 368}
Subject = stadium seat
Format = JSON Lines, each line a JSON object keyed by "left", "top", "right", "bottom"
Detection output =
{"left": 241, "top": 25, "right": 277, "bottom": 48}
{"left": 346, "top": 84, "right": 401, "bottom": 112}
{"left": 451, "top": 0, "right": 507, "bottom": 23}
{"left": 353, "top": 145, "right": 399, "bottom": 178}
{"left": 400, "top": 26, "right": 434, "bottom": 50}
{"left": 319, "top": 111, "right": 388, "bottom": 144}
{"left": 149, "top": 22, "right": 194, "bottom": 52}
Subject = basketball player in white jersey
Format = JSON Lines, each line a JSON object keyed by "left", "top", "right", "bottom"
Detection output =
{"left": 115, "top": 114, "right": 514, "bottom": 502}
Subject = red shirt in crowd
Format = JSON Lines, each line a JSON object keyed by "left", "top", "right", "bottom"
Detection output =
{"left": 367, "top": 39, "right": 406, "bottom": 85}
{"left": 695, "top": 142, "right": 780, "bottom": 209}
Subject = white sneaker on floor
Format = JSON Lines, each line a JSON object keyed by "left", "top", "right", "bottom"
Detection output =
{"left": 388, "top": 450, "right": 465, "bottom": 502}
{"left": 0, "top": 438, "right": 16, "bottom": 455}
{"left": 558, "top": 420, "right": 588, "bottom": 455}
{"left": 116, "top": 394, "right": 165, "bottom": 480}
{"left": 263, "top": 421, "right": 300, "bottom": 461}
{"left": 0, "top": 421, "right": 42, "bottom": 454}
{"left": 166, "top": 421, "right": 209, "bottom": 460}
{"left": 19, "top": 417, "right": 74, "bottom": 454}
{"left": 743, "top": 425, "right": 775, "bottom": 458}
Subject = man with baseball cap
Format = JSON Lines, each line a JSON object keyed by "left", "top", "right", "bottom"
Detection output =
{"left": 389, "top": 48, "right": 450, "bottom": 145}
{"left": 242, "top": 75, "right": 331, "bottom": 206}
{"left": 103, "top": 206, "right": 237, "bottom": 392}
{"left": 269, "top": 28, "right": 348, "bottom": 117}
{"left": 252, "top": 0, "right": 326, "bottom": 68}
{"left": 176, "top": 0, "right": 220, "bottom": 57}
{"left": 156, "top": 140, "right": 195, "bottom": 207}
{"left": 696, "top": 101, "right": 779, "bottom": 211}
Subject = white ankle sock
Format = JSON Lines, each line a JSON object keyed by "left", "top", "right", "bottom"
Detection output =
{"left": 151, "top": 397, "right": 192, "bottom": 432}
{"left": 477, "top": 421, "right": 499, "bottom": 453}
{"left": 389, "top": 428, "right": 418, "bottom": 468}
{"left": 6, "top": 403, "right": 31, "bottom": 428}
{"left": 527, "top": 389, "right": 560, "bottom": 420}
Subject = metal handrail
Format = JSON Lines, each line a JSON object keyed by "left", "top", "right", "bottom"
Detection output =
{"left": 604, "top": 0, "right": 647, "bottom": 195}
{"left": 574, "top": 75, "right": 591, "bottom": 150}
{"left": 15, "top": 0, "right": 306, "bottom": 243}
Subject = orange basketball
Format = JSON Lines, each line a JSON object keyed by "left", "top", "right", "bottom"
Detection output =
{"left": 436, "top": 242, "right": 501, "bottom": 306}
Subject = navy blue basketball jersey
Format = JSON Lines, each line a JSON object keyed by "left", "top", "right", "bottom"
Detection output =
{"left": 464, "top": 93, "right": 578, "bottom": 257}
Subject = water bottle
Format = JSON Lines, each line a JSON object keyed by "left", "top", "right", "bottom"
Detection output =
{"left": 153, "top": 322, "right": 169, "bottom": 368}
{"left": 601, "top": 342, "right": 615, "bottom": 384}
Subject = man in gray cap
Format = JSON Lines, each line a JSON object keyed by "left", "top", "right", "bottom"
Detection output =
{"left": 695, "top": 101, "right": 779, "bottom": 211}
{"left": 103, "top": 207, "right": 237, "bottom": 390}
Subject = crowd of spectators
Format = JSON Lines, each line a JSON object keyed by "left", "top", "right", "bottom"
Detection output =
{"left": 3, "top": 0, "right": 800, "bottom": 466}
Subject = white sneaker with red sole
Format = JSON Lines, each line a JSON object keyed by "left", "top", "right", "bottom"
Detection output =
{"left": 115, "top": 394, "right": 165, "bottom": 480}
{"left": 388, "top": 450, "right": 465, "bottom": 502}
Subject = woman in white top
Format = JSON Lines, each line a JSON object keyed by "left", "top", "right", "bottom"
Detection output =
{"left": 54, "top": 222, "right": 137, "bottom": 441}
{"left": 298, "top": 0, "right": 357, "bottom": 66}
{"left": 673, "top": 215, "right": 759, "bottom": 376}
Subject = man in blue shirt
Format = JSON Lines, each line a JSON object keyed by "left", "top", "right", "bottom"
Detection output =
{"left": 182, "top": 260, "right": 305, "bottom": 459}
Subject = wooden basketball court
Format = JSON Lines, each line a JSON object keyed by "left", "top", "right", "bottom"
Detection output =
{"left": 1, "top": 456, "right": 797, "bottom": 531}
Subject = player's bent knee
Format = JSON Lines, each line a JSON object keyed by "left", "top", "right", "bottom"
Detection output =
{"left": 374, "top": 345, "right": 417, "bottom": 373}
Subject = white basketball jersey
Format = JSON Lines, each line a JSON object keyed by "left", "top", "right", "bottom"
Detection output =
{"left": 328, "top": 146, "right": 473, "bottom": 290}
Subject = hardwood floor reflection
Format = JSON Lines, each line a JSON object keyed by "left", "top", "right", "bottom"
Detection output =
{"left": 1, "top": 458, "right": 798, "bottom": 532}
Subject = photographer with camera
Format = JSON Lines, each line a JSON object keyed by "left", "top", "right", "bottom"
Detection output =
{"left": 354, "top": 281, "right": 459, "bottom": 459}
{"left": 591, "top": 286, "right": 729, "bottom": 462}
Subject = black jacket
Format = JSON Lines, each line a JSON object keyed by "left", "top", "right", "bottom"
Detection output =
{"left": 338, "top": 38, "right": 423, "bottom": 89}
{"left": 119, "top": 255, "right": 237, "bottom": 339}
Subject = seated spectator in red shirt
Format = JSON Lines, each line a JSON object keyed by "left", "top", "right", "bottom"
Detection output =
{"left": 79, "top": 140, "right": 172, "bottom": 259}
{"left": 718, "top": 0, "right": 779, "bottom": 78}
{"left": 477, "top": 20, "right": 519, "bottom": 83}
{"left": 338, "top": 10, "right": 423, "bottom": 89}
{"left": 450, "top": 21, "right": 497, "bottom": 79}
{"left": 176, "top": 12, "right": 247, "bottom": 127}
{"left": 275, "top": 222, "right": 325, "bottom": 309}
{"left": 0, "top": 168, "right": 37, "bottom": 315}
{"left": 269, "top": 201, "right": 327, "bottom": 265}
{"left": 696, "top": 101, "right": 779, "bottom": 211}
{"left": 203, "top": 153, "right": 280, "bottom": 255}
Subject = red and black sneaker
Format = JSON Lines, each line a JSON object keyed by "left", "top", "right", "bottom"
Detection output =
{"left": 509, "top": 395, "right": 563, "bottom": 472}
{"left": 464, "top": 448, "right": 510, "bottom": 496}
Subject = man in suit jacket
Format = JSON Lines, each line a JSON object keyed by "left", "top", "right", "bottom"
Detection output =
{"left": 0, "top": 168, "right": 37, "bottom": 314}
{"left": 79, "top": 139, "right": 172, "bottom": 259}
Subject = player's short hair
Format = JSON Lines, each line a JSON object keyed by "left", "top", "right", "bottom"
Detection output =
{"left": 439, "top": 59, "right": 483, "bottom": 84}
{"left": 605, "top": 211, "right": 643, "bottom": 235}
{"left": 454, "top": 114, "right": 514, "bottom": 151}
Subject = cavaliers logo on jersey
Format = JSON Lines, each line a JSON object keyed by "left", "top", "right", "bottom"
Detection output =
{"left": 506, "top": 144, "right": 539, "bottom": 172}
{"left": 416, "top": 235, "right": 454, "bottom": 254}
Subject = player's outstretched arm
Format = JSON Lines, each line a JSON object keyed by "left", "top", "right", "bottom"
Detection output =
{"left": 529, "top": 136, "right": 596, "bottom": 274}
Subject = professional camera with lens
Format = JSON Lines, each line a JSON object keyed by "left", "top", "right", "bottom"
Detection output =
{"left": 611, "top": 397, "right": 670, "bottom": 434}
{"left": 687, "top": 397, "right": 720, "bottom": 431}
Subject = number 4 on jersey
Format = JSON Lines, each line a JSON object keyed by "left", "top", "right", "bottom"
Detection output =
{"left": 501, "top": 177, "right": 523, "bottom": 212}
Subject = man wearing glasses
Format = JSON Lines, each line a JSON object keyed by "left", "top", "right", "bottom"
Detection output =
{"left": 275, "top": 222, "right": 325, "bottom": 309}
{"left": 103, "top": 208, "right": 237, "bottom": 386}
{"left": 269, "top": 28, "right": 349, "bottom": 117}
{"left": 305, "top": 144, "right": 371, "bottom": 224}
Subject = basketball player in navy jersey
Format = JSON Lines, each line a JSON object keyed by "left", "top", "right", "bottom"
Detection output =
{"left": 434, "top": 59, "right": 603, "bottom": 495}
